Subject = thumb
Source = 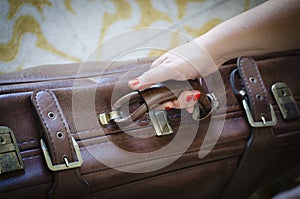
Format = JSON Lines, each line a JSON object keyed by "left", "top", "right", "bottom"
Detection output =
{"left": 128, "top": 66, "right": 172, "bottom": 90}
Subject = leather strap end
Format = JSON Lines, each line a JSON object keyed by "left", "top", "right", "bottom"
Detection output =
{"left": 237, "top": 57, "right": 272, "bottom": 122}
{"left": 31, "top": 90, "right": 76, "bottom": 164}
{"left": 31, "top": 90, "right": 89, "bottom": 198}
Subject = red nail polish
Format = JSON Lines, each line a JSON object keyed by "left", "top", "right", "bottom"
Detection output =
{"left": 193, "top": 93, "right": 201, "bottom": 101}
{"left": 165, "top": 106, "right": 171, "bottom": 110}
{"left": 186, "top": 95, "right": 193, "bottom": 102}
{"left": 129, "top": 79, "right": 139, "bottom": 86}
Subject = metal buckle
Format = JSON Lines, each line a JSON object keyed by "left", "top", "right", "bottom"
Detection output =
{"left": 149, "top": 110, "right": 174, "bottom": 136}
{"left": 99, "top": 110, "right": 123, "bottom": 125}
{"left": 192, "top": 93, "right": 218, "bottom": 120}
{"left": 0, "top": 126, "right": 24, "bottom": 174}
{"left": 40, "top": 136, "right": 83, "bottom": 171}
{"left": 242, "top": 99, "right": 277, "bottom": 127}
{"left": 271, "top": 82, "right": 300, "bottom": 120}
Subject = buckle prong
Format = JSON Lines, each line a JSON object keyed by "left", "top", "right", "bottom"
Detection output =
{"left": 63, "top": 156, "right": 70, "bottom": 167}
{"left": 40, "top": 137, "right": 83, "bottom": 171}
{"left": 261, "top": 116, "right": 266, "bottom": 126}
{"left": 242, "top": 99, "right": 277, "bottom": 127}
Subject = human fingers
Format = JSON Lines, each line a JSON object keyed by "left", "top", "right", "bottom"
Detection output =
{"left": 161, "top": 90, "right": 201, "bottom": 112}
{"left": 128, "top": 65, "right": 173, "bottom": 90}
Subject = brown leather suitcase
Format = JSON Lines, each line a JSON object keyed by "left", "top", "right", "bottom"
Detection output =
{"left": 0, "top": 50, "right": 300, "bottom": 199}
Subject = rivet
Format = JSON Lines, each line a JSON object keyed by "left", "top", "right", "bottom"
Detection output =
{"left": 249, "top": 77, "right": 256, "bottom": 83}
{"left": 256, "top": 94, "right": 263, "bottom": 101}
{"left": 48, "top": 112, "right": 56, "bottom": 119}
{"left": 56, "top": 131, "right": 64, "bottom": 140}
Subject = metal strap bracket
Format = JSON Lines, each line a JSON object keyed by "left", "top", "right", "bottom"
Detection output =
{"left": 0, "top": 126, "right": 24, "bottom": 174}
{"left": 149, "top": 110, "right": 174, "bottom": 136}
{"left": 271, "top": 82, "right": 300, "bottom": 120}
{"left": 99, "top": 110, "right": 123, "bottom": 125}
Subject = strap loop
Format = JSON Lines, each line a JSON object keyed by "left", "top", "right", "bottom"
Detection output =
{"left": 231, "top": 57, "right": 277, "bottom": 127}
{"left": 31, "top": 90, "right": 89, "bottom": 198}
{"left": 99, "top": 79, "right": 213, "bottom": 126}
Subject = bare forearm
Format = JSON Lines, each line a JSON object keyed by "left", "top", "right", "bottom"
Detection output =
{"left": 195, "top": 0, "right": 300, "bottom": 66}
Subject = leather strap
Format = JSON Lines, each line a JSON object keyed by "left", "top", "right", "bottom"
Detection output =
{"left": 112, "top": 79, "right": 211, "bottom": 125}
{"left": 237, "top": 57, "right": 272, "bottom": 122}
{"left": 31, "top": 90, "right": 89, "bottom": 198}
{"left": 140, "top": 80, "right": 210, "bottom": 111}
{"left": 220, "top": 57, "right": 276, "bottom": 198}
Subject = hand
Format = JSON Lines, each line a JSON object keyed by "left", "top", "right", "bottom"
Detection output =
{"left": 158, "top": 90, "right": 202, "bottom": 114}
{"left": 128, "top": 40, "right": 218, "bottom": 112}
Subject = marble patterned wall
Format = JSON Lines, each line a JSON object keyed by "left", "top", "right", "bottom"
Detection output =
{"left": 0, "top": 0, "right": 266, "bottom": 74}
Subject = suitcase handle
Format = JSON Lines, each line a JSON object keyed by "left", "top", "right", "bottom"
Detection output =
{"left": 99, "top": 79, "right": 214, "bottom": 126}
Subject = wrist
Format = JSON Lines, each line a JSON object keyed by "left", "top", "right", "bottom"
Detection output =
{"left": 194, "top": 34, "right": 234, "bottom": 67}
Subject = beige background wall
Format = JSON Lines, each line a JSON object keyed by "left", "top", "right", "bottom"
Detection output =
{"left": 0, "top": 0, "right": 266, "bottom": 74}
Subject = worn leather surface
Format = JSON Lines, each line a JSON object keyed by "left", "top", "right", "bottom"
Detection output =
{"left": 112, "top": 79, "right": 211, "bottom": 125}
{"left": 31, "top": 90, "right": 89, "bottom": 198}
{"left": 0, "top": 51, "right": 300, "bottom": 199}
{"left": 237, "top": 57, "right": 273, "bottom": 122}
{"left": 220, "top": 57, "right": 276, "bottom": 199}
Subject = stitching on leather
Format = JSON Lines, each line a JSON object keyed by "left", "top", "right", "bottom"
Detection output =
{"left": 82, "top": 136, "right": 247, "bottom": 176}
{"left": 46, "top": 90, "right": 82, "bottom": 196}
{"left": 19, "top": 104, "right": 243, "bottom": 146}
{"left": 75, "top": 109, "right": 244, "bottom": 138}
{"left": 19, "top": 114, "right": 249, "bottom": 155}
{"left": 19, "top": 139, "right": 37, "bottom": 145}
{"left": 79, "top": 115, "right": 247, "bottom": 147}
{"left": 18, "top": 144, "right": 244, "bottom": 192}
{"left": 239, "top": 58, "right": 257, "bottom": 117}
{"left": 33, "top": 91, "right": 57, "bottom": 161}
{"left": 252, "top": 59, "right": 271, "bottom": 116}
{"left": 48, "top": 90, "right": 75, "bottom": 159}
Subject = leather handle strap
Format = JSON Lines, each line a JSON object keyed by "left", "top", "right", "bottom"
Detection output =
{"left": 139, "top": 79, "right": 209, "bottom": 111}
{"left": 31, "top": 90, "right": 89, "bottom": 198}
{"left": 112, "top": 79, "right": 211, "bottom": 125}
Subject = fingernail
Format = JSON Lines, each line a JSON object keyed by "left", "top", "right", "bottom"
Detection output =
{"left": 165, "top": 106, "right": 171, "bottom": 110}
{"left": 193, "top": 93, "right": 201, "bottom": 101}
{"left": 129, "top": 79, "right": 140, "bottom": 87}
{"left": 186, "top": 95, "right": 193, "bottom": 102}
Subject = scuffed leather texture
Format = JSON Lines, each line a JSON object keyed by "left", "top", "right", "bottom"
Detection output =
{"left": 31, "top": 90, "right": 77, "bottom": 165}
{"left": 111, "top": 79, "right": 211, "bottom": 125}
{"left": 31, "top": 90, "right": 89, "bottom": 198}
{"left": 139, "top": 79, "right": 208, "bottom": 111}
{"left": 237, "top": 57, "right": 273, "bottom": 122}
{"left": 0, "top": 51, "right": 300, "bottom": 199}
